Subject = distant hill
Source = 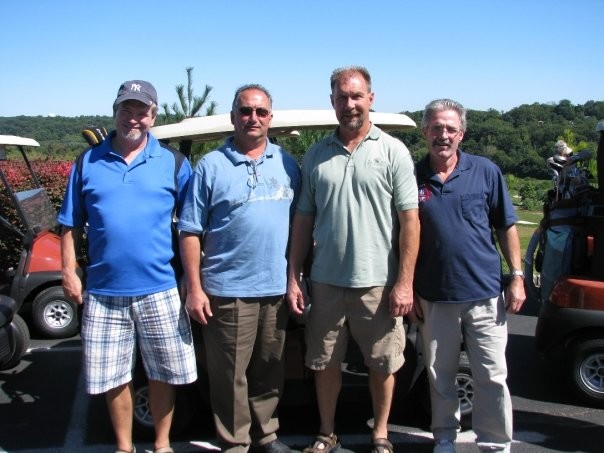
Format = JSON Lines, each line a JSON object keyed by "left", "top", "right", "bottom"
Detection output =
{"left": 0, "top": 115, "right": 114, "bottom": 158}
{"left": 1, "top": 99, "right": 603, "bottom": 178}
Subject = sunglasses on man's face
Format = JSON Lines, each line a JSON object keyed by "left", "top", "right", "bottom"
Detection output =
{"left": 238, "top": 106, "right": 271, "bottom": 118}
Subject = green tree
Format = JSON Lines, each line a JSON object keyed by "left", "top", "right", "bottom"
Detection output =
{"left": 162, "top": 67, "right": 217, "bottom": 124}
{"left": 554, "top": 99, "right": 577, "bottom": 121}
{"left": 279, "top": 130, "right": 331, "bottom": 163}
{"left": 518, "top": 180, "right": 546, "bottom": 210}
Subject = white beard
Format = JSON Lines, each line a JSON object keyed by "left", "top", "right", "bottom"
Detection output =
{"left": 122, "top": 128, "right": 143, "bottom": 143}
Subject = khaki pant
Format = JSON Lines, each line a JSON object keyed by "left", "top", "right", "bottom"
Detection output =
{"left": 418, "top": 295, "right": 513, "bottom": 452}
{"left": 305, "top": 283, "right": 405, "bottom": 373}
{"left": 203, "top": 295, "right": 288, "bottom": 452}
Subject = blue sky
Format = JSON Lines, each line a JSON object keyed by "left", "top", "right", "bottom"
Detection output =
{"left": 1, "top": 0, "right": 602, "bottom": 117}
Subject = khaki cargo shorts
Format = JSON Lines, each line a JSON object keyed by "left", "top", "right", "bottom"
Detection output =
{"left": 304, "top": 282, "right": 406, "bottom": 374}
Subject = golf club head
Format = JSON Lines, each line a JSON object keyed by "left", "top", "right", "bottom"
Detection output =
{"left": 553, "top": 154, "right": 568, "bottom": 165}
{"left": 82, "top": 125, "right": 108, "bottom": 146}
{"left": 548, "top": 161, "right": 563, "bottom": 171}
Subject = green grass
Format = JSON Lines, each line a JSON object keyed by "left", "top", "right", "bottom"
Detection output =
{"left": 517, "top": 210, "right": 543, "bottom": 224}
{"left": 496, "top": 208, "right": 542, "bottom": 273}
{"left": 516, "top": 209, "right": 541, "bottom": 258}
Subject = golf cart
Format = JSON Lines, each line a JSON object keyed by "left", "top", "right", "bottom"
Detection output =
{"left": 130, "top": 110, "right": 475, "bottom": 435}
{"left": 0, "top": 293, "right": 29, "bottom": 370}
{"left": 0, "top": 135, "right": 78, "bottom": 339}
{"left": 526, "top": 121, "right": 604, "bottom": 407}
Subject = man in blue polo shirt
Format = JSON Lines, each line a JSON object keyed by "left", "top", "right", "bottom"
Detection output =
{"left": 59, "top": 80, "right": 197, "bottom": 453}
{"left": 178, "top": 84, "right": 300, "bottom": 453}
{"left": 412, "top": 99, "right": 526, "bottom": 453}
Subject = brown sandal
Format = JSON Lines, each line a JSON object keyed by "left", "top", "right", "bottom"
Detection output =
{"left": 371, "top": 438, "right": 394, "bottom": 453}
{"left": 303, "top": 433, "right": 340, "bottom": 452}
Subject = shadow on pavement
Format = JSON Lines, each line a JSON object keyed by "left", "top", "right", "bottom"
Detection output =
{"left": 0, "top": 346, "right": 81, "bottom": 451}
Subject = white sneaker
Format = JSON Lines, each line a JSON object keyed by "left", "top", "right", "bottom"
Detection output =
{"left": 433, "top": 439, "right": 456, "bottom": 453}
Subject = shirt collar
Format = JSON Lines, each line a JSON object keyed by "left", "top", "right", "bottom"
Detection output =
{"left": 327, "top": 122, "right": 382, "bottom": 147}
{"left": 222, "top": 136, "right": 274, "bottom": 165}
{"left": 417, "top": 148, "right": 472, "bottom": 180}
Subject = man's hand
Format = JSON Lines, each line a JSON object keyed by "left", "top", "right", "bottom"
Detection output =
{"left": 186, "top": 289, "right": 213, "bottom": 325}
{"left": 505, "top": 277, "right": 526, "bottom": 313}
{"left": 62, "top": 268, "right": 83, "bottom": 305}
{"left": 286, "top": 277, "right": 307, "bottom": 316}
{"left": 389, "top": 281, "right": 414, "bottom": 317}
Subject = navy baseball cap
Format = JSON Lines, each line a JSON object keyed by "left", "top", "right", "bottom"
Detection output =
{"left": 113, "top": 80, "right": 158, "bottom": 109}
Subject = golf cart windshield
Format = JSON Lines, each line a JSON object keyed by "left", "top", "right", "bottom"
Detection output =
{"left": 14, "top": 188, "right": 57, "bottom": 233}
{"left": 0, "top": 135, "right": 58, "bottom": 235}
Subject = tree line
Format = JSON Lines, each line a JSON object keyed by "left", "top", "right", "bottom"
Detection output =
{"left": 1, "top": 99, "right": 602, "bottom": 179}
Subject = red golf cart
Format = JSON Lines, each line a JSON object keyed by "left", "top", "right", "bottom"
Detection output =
{"left": 526, "top": 120, "right": 604, "bottom": 407}
{"left": 0, "top": 135, "right": 78, "bottom": 339}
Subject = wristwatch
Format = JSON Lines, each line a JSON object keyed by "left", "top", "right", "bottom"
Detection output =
{"left": 510, "top": 269, "right": 525, "bottom": 279}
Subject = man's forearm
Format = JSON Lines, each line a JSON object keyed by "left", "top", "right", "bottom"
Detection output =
{"left": 397, "top": 209, "right": 420, "bottom": 288}
{"left": 179, "top": 232, "right": 203, "bottom": 293}
{"left": 496, "top": 224, "right": 523, "bottom": 271}
{"left": 287, "top": 214, "right": 314, "bottom": 281}
{"left": 60, "top": 226, "right": 81, "bottom": 273}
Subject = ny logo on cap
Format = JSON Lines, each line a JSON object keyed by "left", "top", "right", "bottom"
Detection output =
{"left": 130, "top": 83, "right": 142, "bottom": 92}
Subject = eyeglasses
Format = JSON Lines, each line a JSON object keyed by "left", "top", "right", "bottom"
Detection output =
{"left": 238, "top": 106, "right": 271, "bottom": 118}
{"left": 429, "top": 125, "right": 462, "bottom": 137}
{"left": 247, "top": 161, "right": 260, "bottom": 188}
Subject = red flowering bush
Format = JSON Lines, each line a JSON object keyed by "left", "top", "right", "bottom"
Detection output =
{"left": 0, "top": 159, "right": 72, "bottom": 276}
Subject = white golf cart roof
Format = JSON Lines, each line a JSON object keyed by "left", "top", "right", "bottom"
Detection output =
{"left": 151, "top": 109, "right": 416, "bottom": 143}
{"left": 0, "top": 135, "right": 40, "bottom": 147}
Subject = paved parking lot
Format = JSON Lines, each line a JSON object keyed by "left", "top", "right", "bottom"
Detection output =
{"left": 1, "top": 313, "right": 603, "bottom": 452}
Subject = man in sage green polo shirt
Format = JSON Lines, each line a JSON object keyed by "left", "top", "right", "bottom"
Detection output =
{"left": 286, "top": 66, "right": 419, "bottom": 453}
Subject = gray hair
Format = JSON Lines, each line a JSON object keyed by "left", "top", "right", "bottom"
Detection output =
{"left": 422, "top": 99, "right": 467, "bottom": 132}
{"left": 330, "top": 66, "right": 372, "bottom": 92}
{"left": 231, "top": 84, "right": 273, "bottom": 111}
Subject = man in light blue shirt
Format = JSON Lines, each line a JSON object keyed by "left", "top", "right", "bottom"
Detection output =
{"left": 179, "top": 84, "right": 300, "bottom": 453}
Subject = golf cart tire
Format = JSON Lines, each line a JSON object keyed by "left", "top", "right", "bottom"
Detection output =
{"left": 569, "top": 338, "right": 604, "bottom": 407}
{"left": 1, "top": 314, "right": 30, "bottom": 370}
{"left": 133, "top": 376, "right": 199, "bottom": 438}
{"left": 32, "top": 286, "right": 79, "bottom": 339}
{"left": 416, "top": 351, "right": 474, "bottom": 429}
{"left": 457, "top": 351, "right": 473, "bottom": 428}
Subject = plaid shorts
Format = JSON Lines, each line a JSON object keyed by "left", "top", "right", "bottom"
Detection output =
{"left": 81, "top": 287, "right": 197, "bottom": 394}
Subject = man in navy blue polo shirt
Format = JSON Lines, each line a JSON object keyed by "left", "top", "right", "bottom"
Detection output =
{"left": 412, "top": 99, "right": 526, "bottom": 453}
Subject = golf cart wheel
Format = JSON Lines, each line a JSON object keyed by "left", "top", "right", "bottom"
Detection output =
{"left": 417, "top": 351, "right": 474, "bottom": 428}
{"left": 133, "top": 381, "right": 154, "bottom": 436}
{"left": 569, "top": 339, "right": 604, "bottom": 407}
{"left": 1, "top": 314, "right": 30, "bottom": 370}
{"left": 133, "top": 376, "right": 198, "bottom": 437}
{"left": 457, "top": 351, "right": 474, "bottom": 428}
{"left": 32, "top": 286, "right": 79, "bottom": 338}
